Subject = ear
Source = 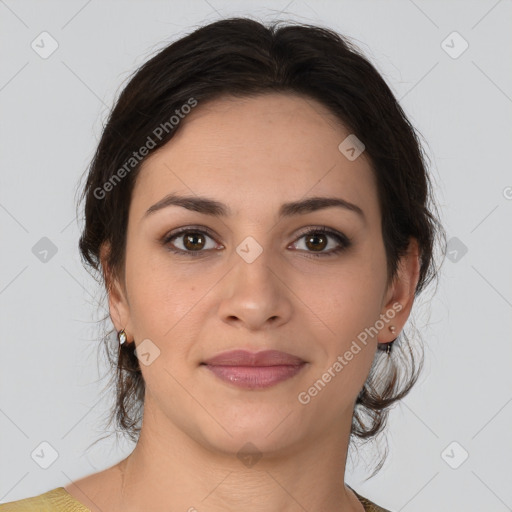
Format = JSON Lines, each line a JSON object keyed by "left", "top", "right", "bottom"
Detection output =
{"left": 377, "top": 237, "right": 421, "bottom": 343}
{"left": 99, "top": 242, "right": 132, "bottom": 338}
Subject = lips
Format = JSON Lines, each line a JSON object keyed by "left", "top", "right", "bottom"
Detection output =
{"left": 201, "top": 350, "right": 307, "bottom": 390}
{"left": 202, "top": 349, "right": 306, "bottom": 367}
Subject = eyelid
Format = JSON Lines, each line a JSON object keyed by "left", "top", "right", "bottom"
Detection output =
{"left": 292, "top": 225, "right": 349, "bottom": 242}
{"left": 162, "top": 224, "right": 221, "bottom": 242}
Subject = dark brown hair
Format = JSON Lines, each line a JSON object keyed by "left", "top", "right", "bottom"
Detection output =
{"left": 77, "top": 17, "right": 446, "bottom": 475}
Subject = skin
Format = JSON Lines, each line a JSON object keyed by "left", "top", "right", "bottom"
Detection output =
{"left": 65, "top": 93, "right": 420, "bottom": 512}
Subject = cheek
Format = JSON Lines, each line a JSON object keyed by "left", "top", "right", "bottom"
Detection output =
{"left": 124, "top": 244, "right": 179, "bottom": 339}
{"left": 305, "top": 285, "right": 380, "bottom": 406}
{"left": 127, "top": 274, "right": 196, "bottom": 343}
{"left": 124, "top": 245, "right": 211, "bottom": 372}
{"left": 301, "top": 248, "right": 387, "bottom": 389}
{"left": 310, "top": 260, "right": 386, "bottom": 336}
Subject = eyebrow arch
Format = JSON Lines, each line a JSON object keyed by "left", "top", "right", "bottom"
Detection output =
{"left": 143, "top": 193, "right": 365, "bottom": 222}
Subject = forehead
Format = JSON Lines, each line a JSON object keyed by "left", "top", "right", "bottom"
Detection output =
{"left": 131, "top": 93, "right": 379, "bottom": 224}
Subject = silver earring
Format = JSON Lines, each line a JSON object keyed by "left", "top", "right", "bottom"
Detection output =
{"left": 118, "top": 329, "right": 127, "bottom": 345}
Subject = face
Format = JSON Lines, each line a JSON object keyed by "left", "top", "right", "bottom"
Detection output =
{"left": 105, "top": 93, "right": 418, "bottom": 455}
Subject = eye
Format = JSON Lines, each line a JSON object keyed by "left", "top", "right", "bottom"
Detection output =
{"left": 290, "top": 226, "right": 351, "bottom": 258}
{"left": 161, "top": 225, "right": 351, "bottom": 258}
{"left": 162, "top": 226, "right": 223, "bottom": 257}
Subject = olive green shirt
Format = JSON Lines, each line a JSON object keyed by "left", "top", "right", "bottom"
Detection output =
{"left": 0, "top": 486, "right": 392, "bottom": 511}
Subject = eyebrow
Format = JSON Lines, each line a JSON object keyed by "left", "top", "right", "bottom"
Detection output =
{"left": 143, "top": 193, "right": 365, "bottom": 222}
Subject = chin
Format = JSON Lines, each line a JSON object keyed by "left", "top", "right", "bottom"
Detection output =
{"left": 197, "top": 405, "right": 304, "bottom": 458}
{"left": 205, "top": 428, "right": 302, "bottom": 462}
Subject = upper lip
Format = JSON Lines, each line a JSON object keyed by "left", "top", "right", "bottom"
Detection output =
{"left": 202, "top": 349, "right": 306, "bottom": 367}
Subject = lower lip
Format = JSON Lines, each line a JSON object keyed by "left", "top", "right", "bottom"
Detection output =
{"left": 203, "top": 363, "right": 306, "bottom": 389}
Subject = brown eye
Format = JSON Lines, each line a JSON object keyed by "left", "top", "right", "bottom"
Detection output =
{"left": 291, "top": 227, "right": 351, "bottom": 258}
{"left": 162, "top": 227, "right": 220, "bottom": 257}
{"left": 162, "top": 225, "right": 350, "bottom": 259}
{"left": 304, "top": 232, "right": 328, "bottom": 252}
{"left": 182, "top": 232, "right": 206, "bottom": 251}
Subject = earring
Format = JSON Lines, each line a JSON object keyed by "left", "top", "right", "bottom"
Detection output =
{"left": 377, "top": 326, "right": 399, "bottom": 354}
{"left": 377, "top": 325, "right": 396, "bottom": 356}
{"left": 117, "top": 329, "right": 128, "bottom": 345}
{"left": 386, "top": 325, "right": 397, "bottom": 355}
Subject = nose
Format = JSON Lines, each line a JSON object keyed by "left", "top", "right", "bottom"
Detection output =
{"left": 217, "top": 249, "right": 293, "bottom": 331}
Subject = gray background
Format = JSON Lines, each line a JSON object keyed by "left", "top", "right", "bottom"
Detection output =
{"left": 1, "top": 1, "right": 511, "bottom": 510}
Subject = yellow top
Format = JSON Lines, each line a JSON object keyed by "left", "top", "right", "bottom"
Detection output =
{"left": 0, "top": 486, "right": 392, "bottom": 511}
{"left": 0, "top": 488, "right": 89, "bottom": 511}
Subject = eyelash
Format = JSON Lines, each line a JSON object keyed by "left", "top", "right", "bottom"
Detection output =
{"left": 161, "top": 225, "right": 352, "bottom": 259}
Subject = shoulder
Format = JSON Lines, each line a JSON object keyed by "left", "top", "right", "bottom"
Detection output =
{"left": 0, "top": 487, "right": 90, "bottom": 511}
{"left": 351, "top": 487, "right": 394, "bottom": 512}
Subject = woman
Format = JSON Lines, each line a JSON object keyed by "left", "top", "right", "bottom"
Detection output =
{"left": 0, "top": 17, "right": 444, "bottom": 512}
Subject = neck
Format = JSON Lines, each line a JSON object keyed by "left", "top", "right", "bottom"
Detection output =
{"left": 107, "top": 396, "right": 363, "bottom": 512}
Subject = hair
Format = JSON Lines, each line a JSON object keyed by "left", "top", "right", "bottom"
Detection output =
{"left": 77, "top": 17, "right": 446, "bottom": 476}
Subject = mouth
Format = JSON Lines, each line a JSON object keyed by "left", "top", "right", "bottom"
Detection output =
{"left": 200, "top": 349, "right": 307, "bottom": 390}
